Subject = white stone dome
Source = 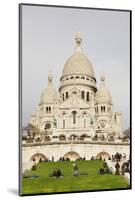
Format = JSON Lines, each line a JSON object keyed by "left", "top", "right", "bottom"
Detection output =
{"left": 40, "top": 73, "right": 59, "bottom": 102}
{"left": 95, "top": 74, "right": 112, "bottom": 104}
{"left": 61, "top": 32, "right": 95, "bottom": 78}
{"left": 40, "top": 86, "right": 58, "bottom": 102}
{"left": 62, "top": 52, "right": 95, "bottom": 77}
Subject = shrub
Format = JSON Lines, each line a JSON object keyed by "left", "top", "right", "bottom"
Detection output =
{"left": 32, "top": 165, "right": 37, "bottom": 171}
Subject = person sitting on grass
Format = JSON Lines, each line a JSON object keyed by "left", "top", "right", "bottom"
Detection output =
{"left": 56, "top": 168, "right": 62, "bottom": 178}
{"left": 52, "top": 168, "right": 57, "bottom": 177}
{"left": 52, "top": 168, "right": 62, "bottom": 178}
{"left": 99, "top": 168, "right": 104, "bottom": 174}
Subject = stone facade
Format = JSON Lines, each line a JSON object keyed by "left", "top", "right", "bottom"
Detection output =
{"left": 22, "top": 32, "right": 129, "bottom": 169}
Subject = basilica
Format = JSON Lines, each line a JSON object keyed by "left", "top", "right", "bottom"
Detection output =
{"left": 22, "top": 32, "right": 129, "bottom": 167}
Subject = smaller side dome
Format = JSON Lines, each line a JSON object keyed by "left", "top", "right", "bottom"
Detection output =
{"left": 40, "top": 71, "right": 59, "bottom": 103}
{"left": 95, "top": 73, "right": 112, "bottom": 104}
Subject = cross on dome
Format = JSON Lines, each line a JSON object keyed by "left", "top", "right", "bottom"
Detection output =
{"left": 75, "top": 31, "right": 82, "bottom": 46}
{"left": 100, "top": 72, "right": 106, "bottom": 86}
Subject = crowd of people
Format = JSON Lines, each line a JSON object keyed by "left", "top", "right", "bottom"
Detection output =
{"left": 59, "top": 157, "right": 70, "bottom": 161}
{"left": 112, "top": 152, "right": 127, "bottom": 162}
{"left": 36, "top": 152, "right": 128, "bottom": 163}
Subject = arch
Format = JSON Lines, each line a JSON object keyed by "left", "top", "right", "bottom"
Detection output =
{"left": 81, "top": 91, "right": 85, "bottom": 99}
{"left": 64, "top": 151, "right": 80, "bottom": 161}
{"left": 80, "top": 134, "right": 88, "bottom": 138}
{"left": 63, "top": 119, "right": 65, "bottom": 129}
{"left": 30, "top": 153, "right": 47, "bottom": 163}
{"left": 72, "top": 111, "right": 77, "bottom": 124}
{"left": 86, "top": 91, "right": 89, "bottom": 101}
{"left": 46, "top": 107, "right": 48, "bottom": 113}
{"left": 70, "top": 134, "right": 77, "bottom": 140}
{"left": 101, "top": 106, "right": 105, "bottom": 112}
{"left": 59, "top": 134, "right": 66, "bottom": 140}
{"left": 62, "top": 93, "right": 64, "bottom": 101}
{"left": 96, "top": 152, "right": 111, "bottom": 160}
{"left": 66, "top": 92, "right": 68, "bottom": 99}
{"left": 80, "top": 134, "right": 88, "bottom": 140}
{"left": 49, "top": 106, "right": 51, "bottom": 113}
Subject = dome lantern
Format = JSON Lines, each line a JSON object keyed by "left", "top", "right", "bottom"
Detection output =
{"left": 75, "top": 32, "right": 83, "bottom": 53}
{"left": 48, "top": 70, "right": 53, "bottom": 84}
{"left": 100, "top": 72, "right": 105, "bottom": 85}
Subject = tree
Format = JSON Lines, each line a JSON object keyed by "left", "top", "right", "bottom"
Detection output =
{"left": 27, "top": 124, "right": 40, "bottom": 139}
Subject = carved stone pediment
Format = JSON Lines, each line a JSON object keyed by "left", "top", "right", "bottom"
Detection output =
{"left": 59, "top": 94, "right": 90, "bottom": 109}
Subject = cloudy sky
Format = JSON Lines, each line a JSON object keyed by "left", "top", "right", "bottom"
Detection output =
{"left": 21, "top": 5, "right": 130, "bottom": 130}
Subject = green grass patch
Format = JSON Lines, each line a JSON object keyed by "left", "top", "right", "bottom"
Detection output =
{"left": 22, "top": 160, "right": 129, "bottom": 195}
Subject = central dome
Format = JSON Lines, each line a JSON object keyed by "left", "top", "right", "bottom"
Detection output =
{"left": 62, "top": 52, "right": 95, "bottom": 77}
{"left": 61, "top": 32, "right": 95, "bottom": 78}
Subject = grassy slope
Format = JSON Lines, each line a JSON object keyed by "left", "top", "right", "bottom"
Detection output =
{"left": 22, "top": 160, "right": 129, "bottom": 194}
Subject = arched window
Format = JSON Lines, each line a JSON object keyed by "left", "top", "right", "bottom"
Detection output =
{"left": 46, "top": 107, "right": 48, "bottom": 113}
{"left": 101, "top": 106, "right": 105, "bottom": 112}
{"left": 86, "top": 92, "right": 89, "bottom": 101}
{"left": 95, "top": 107, "right": 98, "bottom": 113}
{"left": 108, "top": 107, "right": 111, "bottom": 112}
{"left": 84, "top": 119, "right": 86, "bottom": 128}
{"left": 49, "top": 107, "right": 51, "bottom": 113}
{"left": 81, "top": 76, "right": 85, "bottom": 79}
{"left": 72, "top": 111, "right": 77, "bottom": 124}
{"left": 66, "top": 92, "right": 68, "bottom": 99}
{"left": 63, "top": 119, "right": 65, "bottom": 129}
{"left": 115, "top": 114, "right": 117, "bottom": 123}
{"left": 81, "top": 91, "right": 85, "bottom": 99}
{"left": 62, "top": 93, "right": 64, "bottom": 101}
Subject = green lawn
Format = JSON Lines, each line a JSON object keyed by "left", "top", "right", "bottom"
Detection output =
{"left": 22, "top": 160, "right": 129, "bottom": 195}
